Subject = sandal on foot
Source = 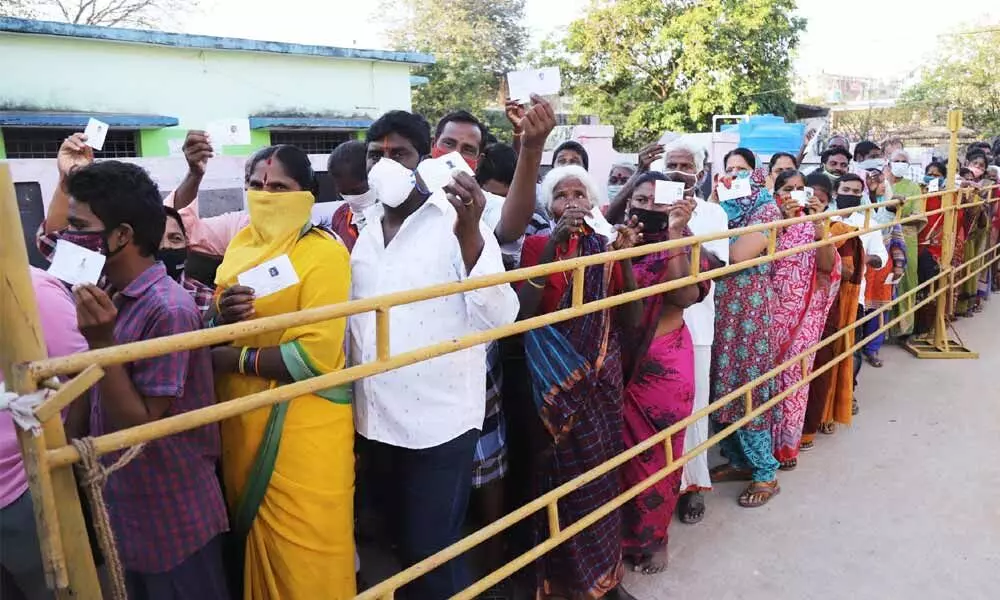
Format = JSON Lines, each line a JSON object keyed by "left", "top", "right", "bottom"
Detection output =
{"left": 799, "top": 440, "right": 815, "bottom": 452}
{"left": 678, "top": 492, "right": 706, "bottom": 525}
{"left": 779, "top": 459, "right": 797, "bottom": 471}
{"left": 852, "top": 399, "right": 860, "bottom": 416}
{"left": 628, "top": 552, "right": 667, "bottom": 575}
{"left": 738, "top": 480, "right": 780, "bottom": 508}
{"left": 819, "top": 422, "right": 835, "bottom": 435}
{"left": 710, "top": 464, "right": 752, "bottom": 483}
{"left": 864, "top": 353, "right": 884, "bottom": 368}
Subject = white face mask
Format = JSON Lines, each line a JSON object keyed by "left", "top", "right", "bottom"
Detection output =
{"left": 342, "top": 188, "right": 377, "bottom": 215}
{"left": 368, "top": 158, "right": 416, "bottom": 208}
{"left": 890, "top": 162, "right": 909, "bottom": 178}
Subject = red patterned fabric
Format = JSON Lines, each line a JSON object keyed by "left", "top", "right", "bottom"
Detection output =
{"left": 621, "top": 326, "right": 695, "bottom": 558}
{"left": 770, "top": 222, "right": 841, "bottom": 462}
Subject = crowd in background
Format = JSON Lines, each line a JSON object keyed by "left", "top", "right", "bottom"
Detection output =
{"left": 2, "top": 95, "right": 999, "bottom": 600}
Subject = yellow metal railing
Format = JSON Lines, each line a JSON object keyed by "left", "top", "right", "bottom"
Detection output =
{"left": 1, "top": 109, "right": 997, "bottom": 600}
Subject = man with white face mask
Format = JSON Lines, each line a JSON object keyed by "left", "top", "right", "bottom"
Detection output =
{"left": 320, "top": 140, "right": 377, "bottom": 252}
{"left": 350, "top": 109, "right": 520, "bottom": 600}
{"left": 885, "top": 149, "right": 925, "bottom": 339}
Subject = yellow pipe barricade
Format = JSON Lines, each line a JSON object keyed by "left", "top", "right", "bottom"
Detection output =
{"left": 1, "top": 109, "right": 999, "bottom": 599}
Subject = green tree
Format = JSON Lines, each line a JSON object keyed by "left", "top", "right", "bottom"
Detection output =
{"left": 544, "top": 0, "right": 805, "bottom": 149}
{"left": 900, "top": 25, "right": 1000, "bottom": 136}
{"left": 383, "top": 0, "right": 527, "bottom": 127}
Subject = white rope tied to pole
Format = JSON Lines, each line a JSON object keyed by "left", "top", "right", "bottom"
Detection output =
{"left": 0, "top": 381, "right": 49, "bottom": 436}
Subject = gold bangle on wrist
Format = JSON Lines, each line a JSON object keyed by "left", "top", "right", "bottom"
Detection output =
{"left": 527, "top": 278, "right": 546, "bottom": 289}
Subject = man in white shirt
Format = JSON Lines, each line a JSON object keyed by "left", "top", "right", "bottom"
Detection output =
{"left": 650, "top": 140, "right": 731, "bottom": 524}
{"left": 830, "top": 173, "right": 888, "bottom": 415}
{"left": 350, "top": 110, "right": 519, "bottom": 599}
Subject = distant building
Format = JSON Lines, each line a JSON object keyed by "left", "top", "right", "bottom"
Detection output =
{"left": 0, "top": 17, "right": 433, "bottom": 265}
{"left": 0, "top": 17, "right": 433, "bottom": 161}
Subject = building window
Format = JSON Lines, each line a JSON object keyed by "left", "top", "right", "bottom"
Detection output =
{"left": 269, "top": 130, "right": 353, "bottom": 155}
{"left": 3, "top": 128, "right": 139, "bottom": 159}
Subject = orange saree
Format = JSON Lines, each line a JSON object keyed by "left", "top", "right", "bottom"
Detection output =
{"left": 802, "top": 221, "right": 866, "bottom": 443}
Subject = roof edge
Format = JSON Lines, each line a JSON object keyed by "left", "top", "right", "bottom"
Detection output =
{"left": 0, "top": 17, "right": 435, "bottom": 65}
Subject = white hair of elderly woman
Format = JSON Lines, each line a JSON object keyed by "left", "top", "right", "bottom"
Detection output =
{"left": 889, "top": 148, "right": 910, "bottom": 163}
{"left": 540, "top": 165, "right": 603, "bottom": 214}
{"left": 654, "top": 136, "right": 706, "bottom": 174}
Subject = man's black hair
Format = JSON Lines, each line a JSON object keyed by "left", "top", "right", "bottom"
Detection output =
{"left": 853, "top": 140, "right": 880, "bottom": 162}
{"left": 163, "top": 205, "right": 187, "bottom": 239}
{"left": 435, "top": 110, "right": 489, "bottom": 152}
{"left": 476, "top": 143, "right": 517, "bottom": 186}
{"left": 723, "top": 147, "right": 756, "bottom": 169}
{"left": 553, "top": 140, "right": 590, "bottom": 170}
{"left": 367, "top": 110, "right": 432, "bottom": 157}
{"left": 836, "top": 173, "right": 865, "bottom": 189}
{"left": 822, "top": 147, "right": 852, "bottom": 164}
{"left": 65, "top": 161, "right": 165, "bottom": 257}
{"left": 327, "top": 140, "right": 368, "bottom": 184}
{"left": 967, "top": 141, "right": 991, "bottom": 157}
{"left": 247, "top": 144, "right": 318, "bottom": 195}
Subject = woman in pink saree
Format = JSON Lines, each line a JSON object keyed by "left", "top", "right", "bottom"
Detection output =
{"left": 770, "top": 171, "right": 841, "bottom": 470}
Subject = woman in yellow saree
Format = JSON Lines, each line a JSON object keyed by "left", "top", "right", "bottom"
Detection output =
{"left": 209, "top": 144, "right": 355, "bottom": 599}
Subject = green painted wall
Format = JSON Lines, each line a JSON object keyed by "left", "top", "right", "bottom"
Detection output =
{"left": 355, "top": 130, "right": 365, "bottom": 141}
{"left": 139, "top": 127, "right": 270, "bottom": 157}
{"left": 0, "top": 129, "right": 6, "bottom": 160}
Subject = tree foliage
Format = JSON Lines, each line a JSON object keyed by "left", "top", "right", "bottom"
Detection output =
{"left": 543, "top": 0, "right": 805, "bottom": 149}
{"left": 900, "top": 25, "right": 1000, "bottom": 136}
{"left": 383, "top": 0, "right": 527, "bottom": 126}
{"left": 0, "top": 0, "right": 195, "bottom": 28}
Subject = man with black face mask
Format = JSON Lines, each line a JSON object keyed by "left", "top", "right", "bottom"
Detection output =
{"left": 830, "top": 173, "right": 888, "bottom": 416}
{"left": 36, "top": 132, "right": 215, "bottom": 315}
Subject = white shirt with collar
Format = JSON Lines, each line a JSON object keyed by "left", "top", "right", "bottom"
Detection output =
{"left": 834, "top": 211, "right": 889, "bottom": 306}
{"left": 350, "top": 191, "right": 520, "bottom": 449}
{"left": 683, "top": 198, "right": 730, "bottom": 347}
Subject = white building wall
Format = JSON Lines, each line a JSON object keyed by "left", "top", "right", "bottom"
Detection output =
{"left": 0, "top": 32, "right": 414, "bottom": 126}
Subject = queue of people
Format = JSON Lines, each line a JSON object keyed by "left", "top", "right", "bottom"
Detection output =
{"left": 2, "top": 99, "right": 1000, "bottom": 600}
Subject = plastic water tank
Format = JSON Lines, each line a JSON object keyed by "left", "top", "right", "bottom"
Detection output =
{"left": 733, "top": 115, "right": 805, "bottom": 157}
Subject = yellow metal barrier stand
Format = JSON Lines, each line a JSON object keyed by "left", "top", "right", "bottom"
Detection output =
{"left": 0, "top": 163, "right": 102, "bottom": 598}
{"left": 906, "top": 109, "right": 979, "bottom": 358}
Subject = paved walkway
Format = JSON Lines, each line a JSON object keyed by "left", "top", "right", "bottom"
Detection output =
{"left": 624, "top": 307, "right": 1000, "bottom": 600}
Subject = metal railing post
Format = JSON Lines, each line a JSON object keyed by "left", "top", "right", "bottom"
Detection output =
{"left": 0, "top": 163, "right": 101, "bottom": 598}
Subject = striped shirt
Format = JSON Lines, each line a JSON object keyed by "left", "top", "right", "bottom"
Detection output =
{"left": 88, "top": 263, "right": 227, "bottom": 572}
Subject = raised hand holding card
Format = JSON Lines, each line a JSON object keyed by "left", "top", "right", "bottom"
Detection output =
{"left": 655, "top": 180, "right": 685, "bottom": 205}
{"left": 416, "top": 151, "right": 475, "bottom": 192}
{"left": 717, "top": 177, "right": 752, "bottom": 201}
{"left": 507, "top": 67, "right": 561, "bottom": 103}
{"left": 48, "top": 239, "right": 106, "bottom": 286}
{"left": 83, "top": 118, "right": 109, "bottom": 151}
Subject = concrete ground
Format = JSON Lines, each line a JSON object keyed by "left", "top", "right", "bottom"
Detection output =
{"left": 623, "top": 307, "right": 1000, "bottom": 600}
